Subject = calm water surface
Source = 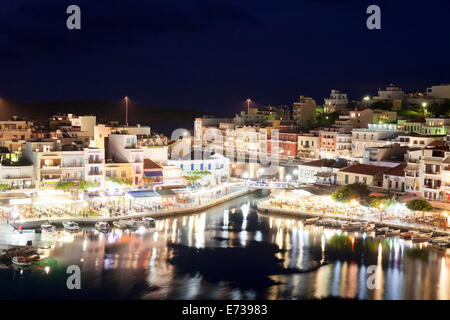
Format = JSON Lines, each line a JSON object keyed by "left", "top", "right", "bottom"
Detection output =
{"left": 1, "top": 190, "right": 449, "bottom": 300}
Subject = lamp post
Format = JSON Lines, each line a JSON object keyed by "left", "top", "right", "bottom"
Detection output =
{"left": 124, "top": 96, "right": 129, "bottom": 126}
{"left": 246, "top": 98, "right": 252, "bottom": 114}
{"left": 422, "top": 102, "right": 428, "bottom": 117}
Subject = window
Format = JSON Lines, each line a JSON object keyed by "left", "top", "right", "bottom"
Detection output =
{"left": 191, "top": 164, "right": 194, "bottom": 170}
{"left": 345, "top": 175, "right": 349, "bottom": 184}
{"left": 355, "top": 176, "right": 359, "bottom": 183}
{"left": 363, "top": 177, "right": 367, "bottom": 184}
{"left": 121, "top": 171, "right": 126, "bottom": 178}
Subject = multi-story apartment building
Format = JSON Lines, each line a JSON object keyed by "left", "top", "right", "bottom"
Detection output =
{"left": 23, "top": 140, "right": 62, "bottom": 189}
{"left": 0, "top": 120, "right": 34, "bottom": 152}
{"left": 267, "top": 132, "right": 299, "bottom": 159}
{"left": 108, "top": 134, "right": 143, "bottom": 185}
{"left": 324, "top": 90, "right": 348, "bottom": 114}
{"left": 396, "top": 133, "right": 444, "bottom": 148}
{"left": 298, "top": 134, "right": 320, "bottom": 159}
{"left": 351, "top": 124, "right": 404, "bottom": 160}
{"left": 292, "top": 96, "right": 316, "bottom": 127}
{"left": 319, "top": 128, "right": 338, "bottom": 158}
{"left": 84, "top": 148, "right": 105, "bottom": 186}
{"left": 426, "top": 84, "right": 450, "bottom": 99}
{"left": 336, "top": 133, "right": 352, "bottom": 158}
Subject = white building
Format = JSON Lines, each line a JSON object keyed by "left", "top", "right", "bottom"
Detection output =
{"left": 108, "top": 133, "right": 144, "bottom": 185}
{"left": 324, "top": 90, "right": 348, "bottom": 113}
{"left": 426, "top": 84, "right": 450, "bottom": 99}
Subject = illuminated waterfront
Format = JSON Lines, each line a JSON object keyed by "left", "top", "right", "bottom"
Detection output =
{"left": 1, "top": 190, "right": 450, "bottom": 300}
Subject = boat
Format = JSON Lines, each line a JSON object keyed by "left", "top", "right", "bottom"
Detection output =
{"left": 95, "top": 221, "right": 110, "bottom": 232}
{"left": 430, "top": 236, "right": 450, "bottom": 247}
{"left": 304, "top": 217, "right": 320, "bottom": 225}
{"left": 412, "top": 232, "right": 433, "bottom": 243}
{"left": 122, "top": 219, "right": 143, "bottom": 229}
{"left": 41, "top": 224, "right": 56, "bottom": 233}
{"left": 112, "top": 220, "right": 127, "bottom": 229}
{"left": 375, "top": 227, "right": 389, "bottom": 236}
{"left": 342, "top": 222, "right": 364, "bottom": 232}
{"left": 386, "top": 229, "right": 401, "bottom": 236}
{"left": 400, "top": 230, "right": 419, "bottom": 240}
{"left": 363, "top": 223, "right": 376, "bottom": 232}
{"left": 143, "top": 217, "right": 156, "bottom": 227}
{"left": 62, "top": 221, "right": 80, "bottom": 231}
{"left": 11, "top": 256, "right": 31, "bottom": 267}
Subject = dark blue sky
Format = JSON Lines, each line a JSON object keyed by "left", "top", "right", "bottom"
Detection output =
{"left": 1, "top": 0, "right": 450, "bottom": 116}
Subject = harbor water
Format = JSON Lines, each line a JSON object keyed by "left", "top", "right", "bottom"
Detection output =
{"left": 1, "top": 190, "right": 449, "bottom": 300}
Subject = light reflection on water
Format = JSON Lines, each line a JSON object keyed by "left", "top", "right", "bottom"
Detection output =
{"left": 1, "top": 190, "right": 450, "bottom": 300}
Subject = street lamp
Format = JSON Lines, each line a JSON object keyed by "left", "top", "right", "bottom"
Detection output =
{"left": 246, "top": 98, "right": 252, "bottom": 114}
{"left": 422, "top": 102, "right": 428, "bottom": 116}
{"left": 124, "top": 96, "right": 129, "bottom": 126}
{"left": 363, "top": 96, "right": 370, "bottom": 101}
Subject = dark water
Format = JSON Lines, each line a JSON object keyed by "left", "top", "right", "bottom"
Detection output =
{"left": 1, "top": 190, "right": 450, "bottom": 300}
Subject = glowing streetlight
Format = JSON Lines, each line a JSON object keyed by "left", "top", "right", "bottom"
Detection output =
{"left": 286, "top": 174, "right": 292, "bottom": 182}
{"left": 363, "top": 96, "right": 370, "bottom": 101}
{"left": 422, "top": 102, "right": 428, "bottom": 116}
{"left": 246, "top": 98, "right": 252, "bottom": 114}
{"left": 124, "top": 96, "right": 129, "bottom": 126}
{"left": 242, "top": 172, "right": 249, "bottom": 179}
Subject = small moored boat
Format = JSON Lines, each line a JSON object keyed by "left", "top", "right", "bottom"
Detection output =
{"left": 11, "top": 256, "right": 31, "bottom": 267}
{"left": 62, "top": 221, "right": 80, "bottom": 231}
{"left": 41, "top": 224, "right": 56, "bottom": 233}
{"left": 143, "top": 217, "right": 156, "bottom": 227}
{"left": 386, "top": 229, "right": 401, "bottom": 236}
{"left": 304, "top": 217, "right": 320, "bottom": 225}
{"left": 112, "top": 220, "right": 127, "bottom": 229}
{"left": 95, "top": 221, "right": 110, "bottom": 232}
{"left": 412, "top": 232, "right": 433, "bottom": 243}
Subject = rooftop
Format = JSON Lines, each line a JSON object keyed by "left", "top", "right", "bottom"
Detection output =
{"left": 384, "top": 164, "right": 407, "bottom": 177}
{"left": 340, "top": 163, "right": 392, "bottom": 176}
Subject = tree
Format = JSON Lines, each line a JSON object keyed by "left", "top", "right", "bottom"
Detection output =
{"left": 428, "top": 99, "right": 450, "bottom": 117}
{"left": 332, "top": 183, "right": 370, "bottom": 203}
{"left": 406, "top": 198, "right": 432, "bottom": 216}
{"left": 55, "top": 181, "right": 76, "bottom": 191}
{"left": 371, "top": 101, "right": 392, "bottom": 111}
{"left": 0, "top": 184, "right": 10, "bottom": 191}
{"left": 79, "top": 180, "right": 99, "bottom": 190}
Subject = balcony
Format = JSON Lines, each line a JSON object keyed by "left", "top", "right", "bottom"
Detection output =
{"left": 88, "top": 159, "right": 104, "bottom": 164}
{"left": 88, "top": 171, "right": 103, "bottom": 176}
{"left": 41, "top": 165, "right": 61, "bottom": 169}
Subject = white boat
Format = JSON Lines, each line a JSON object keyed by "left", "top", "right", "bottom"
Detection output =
{"left": 41, "top": 224, "right": 56, "bottom": 233}
{"left": 430, "top": 236, "right": 449, "bottom": 245}
{"left": 11, "top": 256, "right": 31, "bottom": 267}
{"left": 342, "top": 222, "right": 364, "bottom": 232}
{"left": 412, "top": 232, "right": 433, "bottom": 243}
{"left": 386, "top": 229, "right": 401, "bottom": 236}
{"left": 363, "top": 223, "right": 376, "bottom": 232}
{"left": 112, "top": 220, "right": 127, "bottom": 229}
{"left": 375, "top": 227, "right": 389, "bottom": 235}
{"left": 123, "top": 219, "right": 144, "bottom": 229}
{"left": 143, "top": 217, "right": 156, "bottom": 227}
{"left": 95, "top": 221, "right": 110, "bottom": 232}
{"left": 62, "top": 221, "right": 80, "bottom": 231}
{"left": 304, "top": 217, "right": 320, "bottom": 224}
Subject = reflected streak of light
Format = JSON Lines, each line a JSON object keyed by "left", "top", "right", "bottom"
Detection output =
{"left": 438, "top": 257, "right": 449, "bottom": 300}
{"left": 223, "top": 209, "right": 229, "bottom": 228}
{"left": 374, "top": 243, "right": 384, "bottom": 300}
{"left": 153, "top": 231, "right": 159, "bottom": 242}
{"left": 320, "top": 234, "right": 326, "bottom": 264}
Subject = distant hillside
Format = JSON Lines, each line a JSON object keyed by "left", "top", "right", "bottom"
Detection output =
{"left": 1, "top": 100, "right": 204, "bottom": 125}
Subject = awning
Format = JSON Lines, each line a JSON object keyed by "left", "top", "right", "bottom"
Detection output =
{"left": 144, "top": 171, "right": 163, "bottom": 177}
{"left": 156, "top": 189, "right": 177, "bottom": 197}
{"left": 127, "top": 190, "right": 159, "bottom": 199}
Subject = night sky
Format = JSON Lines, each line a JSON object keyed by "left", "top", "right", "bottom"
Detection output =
{"left": 1, "top": 0, "right": 450, "bottom": 116}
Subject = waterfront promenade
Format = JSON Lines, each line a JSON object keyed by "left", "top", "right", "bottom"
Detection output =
{"left": 10, "top": 185, "right": 254, "bottom": 229}
{"left": 257, "top": 197, "right": 450, "bottom": 236}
